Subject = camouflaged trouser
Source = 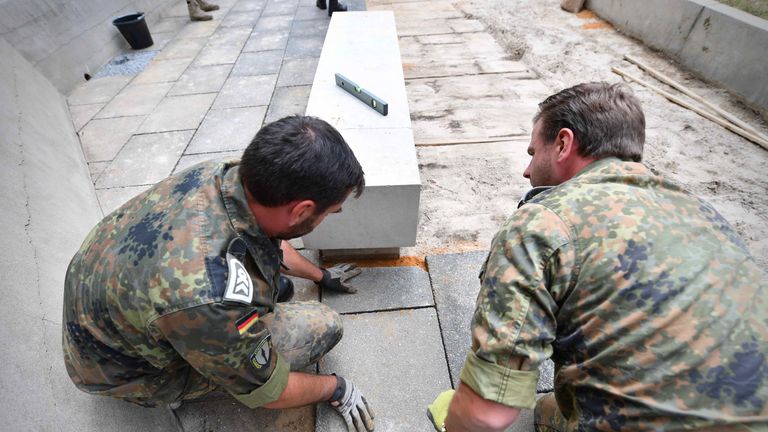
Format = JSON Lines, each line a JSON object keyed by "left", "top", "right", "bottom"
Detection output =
{"left": 180, "top": 301, "right": 343, "bottom": 400}
{"left": 534, "top": 393, "right": 570, "bottom": 432}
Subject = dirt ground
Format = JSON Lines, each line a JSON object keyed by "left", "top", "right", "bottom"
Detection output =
{"left": 407, "top": 0, "right": 768, "bottom": 272}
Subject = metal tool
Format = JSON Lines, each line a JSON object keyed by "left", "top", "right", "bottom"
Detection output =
{"left": 335, "top": 73, "right": 388, "bottom": 116}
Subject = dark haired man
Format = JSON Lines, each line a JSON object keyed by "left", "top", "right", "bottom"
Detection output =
{"left": 63, "top": 116, "right": 374, "bottom": 431}
{"left": 428, "top": 83, "right": 767, "bottom": 431}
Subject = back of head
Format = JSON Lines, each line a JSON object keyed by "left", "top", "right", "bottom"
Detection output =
{"left": 240, "top": 116, "right": 365, "bottom": 212}
{"left": 535, "top": 82, "right": 645, "bottom": 162}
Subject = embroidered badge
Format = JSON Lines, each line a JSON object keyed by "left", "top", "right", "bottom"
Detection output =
{"left": 223, "top": 254, "right": 253, "bottom": 304}
{"left": 250, "top": 335, "right": 272, "bottom": 370}
{"left": 236, "top": 309, "right": 260, "bottom": 335}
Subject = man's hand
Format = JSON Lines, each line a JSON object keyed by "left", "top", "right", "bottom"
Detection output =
{"left": 427, "top": 390, "right": 455, "bottom": 431}
{"left": 319, "top": 263, "right": 362, "bottom": 293}
{"left": 329, "top": 375, "right": 375, "bottom": 432}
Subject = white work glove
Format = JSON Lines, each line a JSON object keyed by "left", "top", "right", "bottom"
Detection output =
{"left": 328, "top": 375, "right": 375, "bottom": 432}
{"left": 319, "top": 263, "right": 362, "bottom": 293}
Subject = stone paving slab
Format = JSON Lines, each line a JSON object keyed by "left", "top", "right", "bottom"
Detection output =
{"left": 253, "top": 14, "right": 295, "bottom": 32}
{"left": 69, "top": 103, "right": 105, "bottom": 132}
{"left": 154, "top": 37, "right": 208, "bottom": 61}
{"left": 317, "top": 308, "right": 451, "bottom": 432}
{"left": 96, "top": 185, "right": 153, "bottom": 215}
{"left": 213, "top": 74, "right": 278, "bottom": 108}
{"left": 94, "top": 82, "right": 173, "bottom": 119}
{"left": 195, "top": 42, "right": 244, "bottom": 66}
{"left": 263, "top": 1, "right": 299, "bottom": 17}
{"left": 295, "top": 5, "right": 329, "bottom": 20}
{"left": 265, "top": 85, "right": 311, "bottom": 123}
{"left": 277, "top": 57, "right": 319, "bottom": 87}
{"left": 243, "top": 29, "right": 291, "bottom": 52}
{"left": 96, "top": 130, "right": 194, "bottom": 188}
{"left": 290, "top": 18, "right": 330, "bottom": 37}
{"left": 176, "top": 398, "right": 314, "bottom": 432}
{"left": 169, "top": 64, "right": 233, "bottom": 96}
{"left": 232, "top": 50, "right": 285, "bottom": 76}
{"left": 232, "top": 0, "right": 268, "bottom": 12}
{"left": 220, "top": 10, "right": 263, "bottom": 28}
{"left": 87, "top": 161, "right": 110, "bottom": 182}
{"left": 287, "top": 249, "right": 321, "bottom": 302}
{"left": 321, "top": 266, "right": 433, "bottom": 313}
{"left": 427, "top": 252, "right": 556, "bottom": 393}
{"left": 67, "top": 75, "right": 132, "bottom": 106}
{"left": 133, "top": 57, "right": 193, "bottom": 84}
{"left": 136, "top": 93, "right": 216, "bottom": 133}
{"left": 173, "top": 151, "right": 242, "bottom": 175}
{"left": 186, "top": 106, "right": 267, "bottom": 154}
{"left": 285, "top": 35, "right": 324, "bottom": 59}
{"left": 78, "top": 116, "right": 145, "bottom": 162}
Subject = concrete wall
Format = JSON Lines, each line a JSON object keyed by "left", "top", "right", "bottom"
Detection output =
{"left": 587, "top": 0, "right": 768, "bottom": 113}
{"left": 0, "top": 37, "right": 173, "bottom": 430}
{"left": 0, "top": 0, "right": 176, "bottom": 95}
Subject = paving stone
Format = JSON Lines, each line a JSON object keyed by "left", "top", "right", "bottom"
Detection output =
{"left": 96, "top": 130, "right": 194, "bottom": 188}
{"left": 176, "top": 398, "right": 314, "bottom": 432}
{"left": 232, "top": 0, "right": 267, "bottom": 12}
{"left": 78, "top": 116, "right": 145, "bottom": 162}
{"left": 295, "top": 5, "right": 328, "bottom": 20}
{"left": 175, "top": 20, "right": 221, "bottom": 39}
{"left": 96, "top": 185, "right": 153, "bottom": 215}
{"left": 95, "top": 82, "right": 173, "bottom": 119}
{"left": 154, "top": 37, "right": 208, "bottom": 60}
{"left": 173, "top": 150, "right": 243, "bottom": 174}
{"left": 286, "top": 249, "right": 320, "bottom": 302}
{"left": 507, "top": 410, "right": 535, "bottom": 432}
{"left": 68, "top": 103, "right": 104, "bottom": 132}
{"left": 163, "top": 0, "right": 192, "bottom": 18}
{"left": 285, "top": 35, "right": 324, "bottom": 59}
{"left": 262, "top": 1, "right": 298, "bottom": 17}
{"left": 151, "top": 17, "right": 188, "bottom": 34}
{"left": 232, "top": 50, "right": 285, "bottom": 76}
{"left": 133, "top": 58, "right": 193, "bottom": 84}
{"left": 144, "top": 31, "right": 175, "bottom": 51}
{"left": 264, "top": 85, "right": 310, "bottom": 123}
{"left": 169, "top": 64, "right": 233, "bottom": 96}
{"left": 195, "top": 42, "right": 244, "bottom": 65}
{"left": 213, "top": 74, "right": 277, "bottom": 108}
{"left": 186, "top": 106, "right": 267, "bottom": 153}
{"left": 290, "top": 18, "right": 329, "bottom": 38}
{"left": 208, "top": 25, "right": 254, "bottom": 47}
{"left": 253, "top": 14, "right": 294, "bottom": 32}
{"left": 87, "top": 161, "right": 110, "bottom": 183}
{"left": 276, "top": 57, "right": 318, "bottom": 87}
{"left": 427, "top": 252, "right": 556, "bottom": 393}
{"left": 321, "top": 266, "right": 433, "bottom": 313}
{"left": 136, "top": 93, "right": 216, "bottom": 133}
{"left": 220, "top": 11, "right": 262, "bottom": 27}
{"left": 67, "top": 75, "right": 132, "bottom": 106}
{"left": 317, "top": 309, "right": 451, "bottom": 432}
{"left": 243, "top": 29, "right": 291, "bottom": 52}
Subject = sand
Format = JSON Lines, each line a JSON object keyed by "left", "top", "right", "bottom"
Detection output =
{"left": 405, "top": 0, "right": 768, "bottom": 272}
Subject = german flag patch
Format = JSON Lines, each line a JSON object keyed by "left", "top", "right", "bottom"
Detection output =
{"left": 236, "top": 309, "right": 260, "bottom": 335}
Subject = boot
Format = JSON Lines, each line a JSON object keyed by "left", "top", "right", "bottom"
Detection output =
{"left": 187, "top": 0, "right": 212, "bottom": 21}
{"left": 316, "top": 0, "right": 327, "bottom": 9}
{"left": 277, "top": 276, "right": 295, "bottom": 303}
{"left": 196, "top": 0, "right": 220, "bottom": 12}
{"left": 328, "top": 0, "right": 347, "bottom": 16}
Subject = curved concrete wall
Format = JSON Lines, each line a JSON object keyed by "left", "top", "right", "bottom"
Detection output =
{"left": 0, "top": 0, "right": 176, "bottom": 94}
{"left": 587, "top": 0, "right": 768, "bottom": 114}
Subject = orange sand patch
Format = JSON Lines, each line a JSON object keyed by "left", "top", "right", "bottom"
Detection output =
{"left": 582, "top": 21, "right": 612, "bottom": 30}
{"left": 324, "top": 255, "right": 428, "bottom": 271}
{"left": 576, "top": 10, "right": 597, "bottom": 19}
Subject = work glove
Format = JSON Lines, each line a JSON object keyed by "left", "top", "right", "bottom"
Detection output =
{"left": 329, "top": 375, "right": 375, "bottom": 432}
{"left": 319, "top": 263, "right": 362, "bottom": 293}
{"left": 427, "top": 390, "right": 455, "bottom": 432}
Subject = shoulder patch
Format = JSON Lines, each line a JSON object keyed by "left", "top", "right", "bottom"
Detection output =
{"left": 223, "top": 253, "right": 254, "bottom": 304}
{"left": 250, "top": 334, "right": 272, "bottom": 370}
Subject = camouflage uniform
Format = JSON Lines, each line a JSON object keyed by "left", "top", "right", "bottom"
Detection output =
{"left": 461, "top": 158, "right": 768, "bottom": 431}
{"left": 62, "top": 161, "right": 342, "bottom": 408}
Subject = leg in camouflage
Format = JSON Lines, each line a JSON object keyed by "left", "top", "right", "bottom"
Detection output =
{"left": 534, "top": 393, "right": 569, "bottom": 432}
{"left": 261, "top": 301, "right": 343, "bottom": 370}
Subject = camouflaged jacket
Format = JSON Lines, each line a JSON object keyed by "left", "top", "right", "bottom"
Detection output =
{"left": 462, "top": 158, "right": 767, "bottom": 430}
{"left": 62, "top": 161, "right": 289, "bottom": 408}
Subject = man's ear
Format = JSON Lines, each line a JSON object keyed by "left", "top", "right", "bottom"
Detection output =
{"left": 555, "top": 128, "right": 577, "bottom": 162}
{"left": 288, "top": 200, "right": 316, "bottom": 226}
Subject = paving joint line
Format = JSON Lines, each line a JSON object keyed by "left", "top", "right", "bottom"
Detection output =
{"left": 336, "top": 304, "right": 436, "bottom": 316}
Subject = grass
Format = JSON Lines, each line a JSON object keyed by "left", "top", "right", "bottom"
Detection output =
{"left": 717, "top": 0, "right": 768, "bottom": 19}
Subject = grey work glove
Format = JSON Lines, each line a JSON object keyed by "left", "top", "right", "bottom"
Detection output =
{"left": 319, "top": 263, "right": 362, "bottom": 293}
{"left": 329, "top": 375, "right": 375, "bottom": 432}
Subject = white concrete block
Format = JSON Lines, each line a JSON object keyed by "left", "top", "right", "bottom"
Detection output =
{"left": 303, "top": 12, "right": 420, "bottom": 251}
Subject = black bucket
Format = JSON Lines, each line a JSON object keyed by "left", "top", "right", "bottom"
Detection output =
{"left": 112, "top": 13, "right": 153, "bottom": 50}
